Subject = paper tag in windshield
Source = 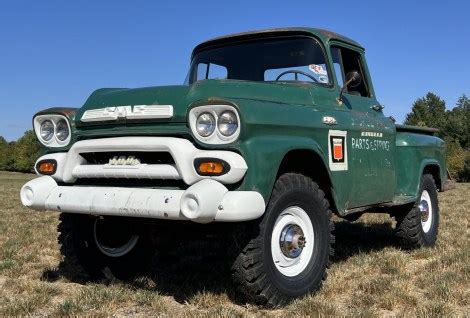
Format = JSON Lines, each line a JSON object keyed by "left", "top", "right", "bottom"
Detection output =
{"left": 309, "top": 64, "right": 327, "bottom": 75}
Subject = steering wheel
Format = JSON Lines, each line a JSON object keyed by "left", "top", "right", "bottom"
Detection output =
{"left": 275, "top": 70, "right": 319, "bottom": 83}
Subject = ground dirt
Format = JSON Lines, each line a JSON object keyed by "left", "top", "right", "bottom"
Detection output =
{"left": 0, "top": 171, "right": 468, "bottom": 317}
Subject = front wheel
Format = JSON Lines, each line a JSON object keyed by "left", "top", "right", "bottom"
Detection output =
{"left": 394, "top": 174, "right": 439, "bottom": 248}
{"left": 58, "top": 214, "right": 154, "bottom": 280}
{"left": 231, "top": 173, "right": 334, "bottom": 306}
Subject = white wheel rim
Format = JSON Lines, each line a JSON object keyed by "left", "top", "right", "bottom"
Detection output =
{"left": 94, "top": 219, "right": 139, "bottom": 258}
{"left": 419, "top": 190, "right": 433, "bottom": 233}
{"left": 271, "top": 206, "right": 314, "bottom": 277}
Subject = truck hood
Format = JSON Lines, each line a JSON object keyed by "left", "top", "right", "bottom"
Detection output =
{"left": 75, "top": 80, "right": 314, "bottom": 127}
{"left": 75, "top": 85, "right": 191, "bottom": 126}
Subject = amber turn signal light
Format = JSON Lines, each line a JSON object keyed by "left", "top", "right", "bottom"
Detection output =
{"left": 199, "top": 162, "right": 224, "bottom": 174}
{"left": 194, "top": 158, "right": 230, "bottom": 176}
{"left": 36, "top": 160, "right": 57, "bottom": 175}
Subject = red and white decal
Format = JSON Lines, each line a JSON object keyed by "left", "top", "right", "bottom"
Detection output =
{"left": 332, "top": 138, "right": 344, "bottom": 161}
{"left": 328, "top": 130, "right": 348, "bottom": 171}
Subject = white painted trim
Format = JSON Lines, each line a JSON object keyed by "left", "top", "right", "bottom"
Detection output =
{"left": 81, "top": 105, "right": 173, "bottom": 122}
{"left": 33, "top": 114, "right": 72, "bottom": 148}
{"left": 181, "top": 179, "right": 228, "bottom": 223}
{"left": 20, "top": 176, "right": 265, "bottom": 223}
{"left": 271, "top": 206, "right": 314, "bottom": 277}
{"left": 34, "top": 152, "right": 68, "bottom": 182}
{"left": 35, "top": 137, "right": 247, "bottom": 185}
{"left": 72, "top": 164, "right": 181, "bottom": 180}
{"left": 188, "top": 105, "right": 241, "bottom": 145}
{"left": 420, "top": 190, "right": 433, "bottom": 233}
{"left": 216, "top": 191, "right": 265, "bottom": 222}
{"left": 328, "top": 130, "right": 348, "bottom": 171}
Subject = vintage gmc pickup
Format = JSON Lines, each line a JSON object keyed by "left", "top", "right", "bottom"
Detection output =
{"left": 21, "top": 28, "right": 452, "bottom": 305}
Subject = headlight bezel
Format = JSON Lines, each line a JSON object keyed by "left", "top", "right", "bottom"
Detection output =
{"left": 188, "top": 105, "right": 241, "bottom": 144}
{"left": 33, "top": 114, "right": 72, "bottom": 147}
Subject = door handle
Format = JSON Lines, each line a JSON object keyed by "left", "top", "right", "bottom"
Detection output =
{"left": 371, "top": 104, "right": 385, "bottom": 111}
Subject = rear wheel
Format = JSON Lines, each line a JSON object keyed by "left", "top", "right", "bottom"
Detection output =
{"left": 58, "top": 214, "right": 154, "bottom": 280}
{"left": 231, "top": 173, "right": 334, "bottom": 306}
{"left": 394, "top": 174, "right": 439, "bottom": 248}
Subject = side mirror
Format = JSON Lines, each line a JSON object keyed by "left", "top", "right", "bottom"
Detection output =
{"left": 338, "top": 70, "right": 362, "bottom": 103}
{"left": 345, "top": 71, "right": 362, "bottom": 88}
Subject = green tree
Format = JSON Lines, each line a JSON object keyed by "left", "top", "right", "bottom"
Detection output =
{"left": 454, "top": 94, "right": 470, "bottom": 148}
{"left": 12, "top": 130, "right": 41, "bottom": 172}
{"left": 446, "top": 140, "right": 466, "bottom": 179}
{"left": 458, "top": 153, "right": 470, "bottom": 182}
{"left": 405, "top": 92, "right": 470, "bottom": 182}
{"left": 404, "top": 92, "right": 447, "bottom": 136}
{"left": 445, "top": 107, "right": 466, "bottom": 147}
{"left": 0, "top": 136, "right": 13, "bottom": 170}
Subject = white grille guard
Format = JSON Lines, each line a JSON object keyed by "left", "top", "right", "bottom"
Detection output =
{"left": 21, "top": 137, "right": 265, "bottom": 223}
{"left": 37, "top": 137, "right": 248, "bottom": 185}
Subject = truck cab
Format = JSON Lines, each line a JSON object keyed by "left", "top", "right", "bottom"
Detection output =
{"left": 21, "top": 28, "right": 449, "bottom": 306}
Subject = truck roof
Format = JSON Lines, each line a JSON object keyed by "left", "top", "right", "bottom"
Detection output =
{"left": 192, "top": 27, "right": 364, "bottom": 56}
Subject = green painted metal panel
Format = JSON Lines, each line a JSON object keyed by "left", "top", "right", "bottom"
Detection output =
{"left": 395, "top": 132, "right": 446, "bottom": 197}
{"left": 33, "top": 28, "right": 448, "bottom": 215}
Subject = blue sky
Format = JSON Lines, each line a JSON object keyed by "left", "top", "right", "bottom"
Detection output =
{"left": 1, "top": 1, "right": 469, "bottom": 141}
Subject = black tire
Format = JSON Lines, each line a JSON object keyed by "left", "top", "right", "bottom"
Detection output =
{"left": 58, "top": 213, "right": 154, "bottom": 280}
{"left": 231, "top": 173, "right": 334, "bottom": 306}
{"left": 394, "top": 174, "right": 439, "bottom": 248}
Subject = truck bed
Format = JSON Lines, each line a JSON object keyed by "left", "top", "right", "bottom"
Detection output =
{"left": 395, "top": 124, "right": 439, "bottom": 135}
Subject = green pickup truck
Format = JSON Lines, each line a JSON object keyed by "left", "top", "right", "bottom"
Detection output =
{"left": 21, "top": 28, "right": 452, "bottom": 305}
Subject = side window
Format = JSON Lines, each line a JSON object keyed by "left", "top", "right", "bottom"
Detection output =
{"left": 330, "top": 46, "right": 370, "bottom": 97}
{"left": 331, "top": 47, "right": 344, "bottom": 88}
{"left": 196, "top": 63, "right": 228, "bottom": 81}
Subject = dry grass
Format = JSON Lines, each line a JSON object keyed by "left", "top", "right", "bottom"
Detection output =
{"left": 0, "top": 171, "right": 468, "bottom": 317}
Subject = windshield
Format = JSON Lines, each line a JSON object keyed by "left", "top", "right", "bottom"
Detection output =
{"left": 187, "top": 37, "right": 330, "bottom": 85}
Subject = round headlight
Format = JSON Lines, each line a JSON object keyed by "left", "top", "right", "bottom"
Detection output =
{"left": 40, "top": 120, "right": 54, "bottom": 141}
{"left": 196, "top": 112, "right": 216, "bottom": 137}
{"left": 218, "top": 111, "right": 238, "bottom": 136}
{"left": 55, "top": 119, "right": 70, "bottom": 141}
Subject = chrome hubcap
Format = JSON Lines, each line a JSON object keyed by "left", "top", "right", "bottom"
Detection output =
{"left": 419, "top": 200, "right": 430, "bottom": 223}
{"left": 280, "top": 224, "right": 306, "bottom": 258}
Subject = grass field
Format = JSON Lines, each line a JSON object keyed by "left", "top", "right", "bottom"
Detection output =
{"left": 0, "top": 171, "right": 468, "bottom": 317}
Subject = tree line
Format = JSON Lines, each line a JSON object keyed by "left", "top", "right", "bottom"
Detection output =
{"left": 1, "top": 92, "right": 469, "bottom": 181}
{"left": 405, "top": 93, "right": 469, "bottom": 182}
{"left": 0, "top": 131, "right": 41, "bottom": 172}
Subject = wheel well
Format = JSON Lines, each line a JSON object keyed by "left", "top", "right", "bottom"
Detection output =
{"left": 423, "top": 164, "right": 442, "bottom": 191}
{"left": 277, "top": 150, "right": 337, "bottom": 213}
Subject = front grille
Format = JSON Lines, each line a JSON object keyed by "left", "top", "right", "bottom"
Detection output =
{"left": 79, "top": 151, "right": 175, "bottom": 165}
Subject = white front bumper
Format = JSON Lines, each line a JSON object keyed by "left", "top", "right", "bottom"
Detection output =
{"left": 21, "top": 176, "right": 265, "bottom": 223}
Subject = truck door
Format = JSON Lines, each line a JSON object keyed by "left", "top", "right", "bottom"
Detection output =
{"left": 330, "top": 45, "right": 396, "bottom": 208}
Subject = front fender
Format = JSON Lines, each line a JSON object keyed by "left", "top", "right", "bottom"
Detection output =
{"left": 238, "top": 135, "right": 330, "bottom": 201}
